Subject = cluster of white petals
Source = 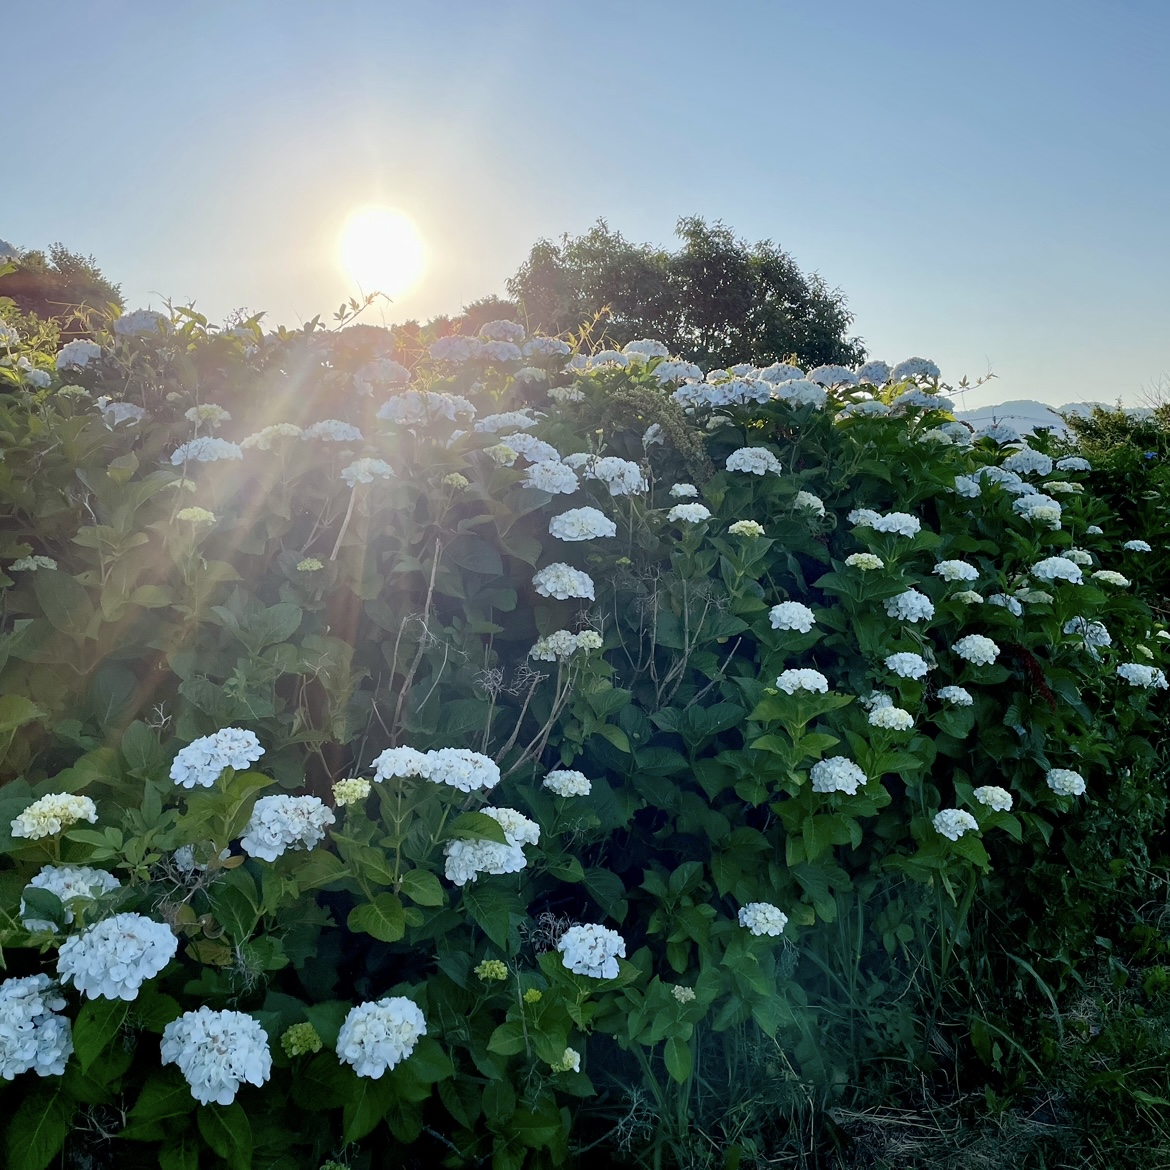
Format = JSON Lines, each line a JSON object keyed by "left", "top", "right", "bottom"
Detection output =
{"left": 868, "top": 706, "right": 914, "bottom": 731}
{"left": 987, "top": 593, "right": 1023, "bottom": 616}
{"left": 566, "top": 455, "right": 647, "bottom": 496}
{"left": 1057, "top": 456, "right": 1092, "bottom": 471}
{"left": 302, "top": 419, "right": 364, "bottom": 442}
{"left": 654, "top": 360, "right": 703, "bottom": 384}
{"left": 855, "top": 360, "right": 891, "bottom": 385}
{"left": 884, "top": 589, "right": 935, "bottom": 623}
{"left": 332, "top": 777, "right": 371, "bottom": 807}
{"left": 474, "top": 410, "right": 537, "bottom": 434}
{"left": 1002, "top": 447, "right": 1054, "bottom": 477}
{"left": 1116, "top": 662, "right": 1169, "bottom": 688}
{"left": 845, "top": 552, "right": 884, "bottom": 571}
{"left": 57, "top": 913, "right": 177, "bottom": 1000}
{"left": 769, "top": 602, "right": 817, "bottom": 633}
{"left": 550, "top": 507, "right": 616, "bottom": 541}
{"left": 21, "top": 865, "right": 120, "bottom": 932}
{"left": 161, "top": 1008, "right": 272, "bottom": 1104}
{"left": 953, "top": 635, "right": 1000, "bottom": 666}
{"left": 429, "top": 335, "right": 481, "bottom": 363}
{"left": 11, "top": 793, "right": 97, "bottom": 840}
{"left": 729, "top": 520, "right": 766, "bottom": 537}
{"left": 1031, "top": 556, "right": 1083, "bottom": 584}
{"left": 0, "top": 974, "right": 73, "bottom": 1079}
{"left": 891, "top": 357, "right": 941, "bottom": 382}
{"left": 807, "top": 364, "right": 857, "bottom": 387}
{"left": 184, "top": 403, "right": 231, "bottom": 426}
{"left": 669, "top": 483, "right": 699, "bottom": 498}
{"left": 543, "top": 770, "right": 592, "bottom": 797}
{"left": 776, "top": 668, "right": 829, "bottom": 694}
{"left": 667, "top": 502, "right": 712, "bottom": 524}
{"left": 953, "top": 590, "right": 985, "bottom": 605}
{"left": 1123, "top": 539, "right": 1153, "bottom": 552}
{"left": 443, "top": 808, "right": 540, "bottom": 885}
{"left": 533, "top": 563, "right": 595, "bottom": 600}
{"left": 974, "top": 786, "right": 1013, "bottom": 811}
{"left": 850, "top": 509, "right": 921, "bottom": 538}
{"left": 792, "top": 490, "right": 826, "bottom": 516}
{"left": 241, "top": 423, "right": 303, "bottom": 449}
{"left": 56, "top": 339, "right": 102, "bottom": 370}
{"left": 523, "top": 336, "right": 572, "bottom": 359}
{"left": 934, "top": 560, "right": 979, "bottom": 582}
{"left": 378, "top": 390, "right": 475, "bottom": 425}
{"left": 933, "top": 809, "right": 979, "bottom": 840}
{"left": 885, "top": 652, "right": 931, "bottom": 679}
{"left": 622, "top": 339, "right": 671, "bottom": 359}
{"left": 937, "top": 685, "right": 974, "bottom": 706}
{"left": 170, "top": 437, "right": 243, "bottom": 465}
{"left": 479, "top": 320, "right": 526, "bottom": 344}
{"left": 1091, "top": 570, "right": 1130, "bottom": 587}
{"left": 810, "top": 757, "right": 867, "bottom": 795}
{"left": 114, "top": 309, "right": 169, "bottom": 337}
{"left": 240, "top": 795, "right": 335, "bottom": 862}
{"left": 738, "top": 902, "right": 789, "bottom": 936}
{"left": 169, "top": 728, "right": 264, "bottom": 788}
{"left": 557, "top": 924, "right": 626, "bottom": 979}
{"left": 502, "top": 433, "right": 560, "bottom": 463}
{"left": 1063, "top": 617, "right": 1111, "bottom": 654}
{"left": 1046, "top": 768, "right": 1087, "bottom": 796}
{"left": 1013, "top": 494, "right": 1063, "bottom": 528}
{"left": 524, "top": 460, "right": 579, "bottom": 494}
{"left": 337, "top": 997, "right": 427, "bottom": 1078}
{"left": 953, "top": 475, "right": 982, "bottom": 498}
{"left": 341, "top": 458, "right": 394, "bottom": 487}
{"left": 725, "top": 447, "right": 783, "bottom": 476}
{"left": 529, "top": 629, "right": 603, "bottom": 661}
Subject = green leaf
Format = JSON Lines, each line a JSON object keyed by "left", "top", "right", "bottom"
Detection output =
{"left": 663, "top": 1036, "right": 692, "bottom": 1083}
{"left": 447, "top": 534, "right": 504, "bottom": 577}
{"left": 0, "top": 693, "right": 46, "bottom": 735}
{"left": 198, "top": 1102, "right": 253, "bottom": 1170}
{"left": 73, "top": 999, "right": 128, "bottom": 1072}
{"left": 34, "top": 569, "right": 95, "bottom": 638}
{"left": 462, "top": 884, "right": 521, "bottom": 949}
{"left": 342, "top": 1074, "right": 396, "bottom": 1142}
{"left": 448, "top": 811, "right": 509, "bottom": 844}
{"left": 400, "top": 868, "right": 445, "bottom": 906}
{"left": 347, "top": 893, "right": 406, "bottom": 942}
{"left": 5, "top": 1087, "right": 71, "bottom": 1170}
{"left": 158, "top": 1134, "right": 200, "bottom": 1170}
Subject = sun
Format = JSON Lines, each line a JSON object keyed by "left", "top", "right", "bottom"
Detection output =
{"left": 339, "top": 207, "right": 426, "bottom": 300}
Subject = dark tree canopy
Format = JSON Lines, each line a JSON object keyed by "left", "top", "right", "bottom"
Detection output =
{"left": 0, "top": 242, "right": 124, "bottom": 337}
{"left": 505, "top": 216, "right": 865, "bottom": 370}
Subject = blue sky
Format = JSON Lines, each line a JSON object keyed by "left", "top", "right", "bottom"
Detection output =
{"left": 7, "top": 0, "right": 1170, "bottom": 407}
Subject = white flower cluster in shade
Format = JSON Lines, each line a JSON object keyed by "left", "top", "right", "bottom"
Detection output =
{"left": 501, "top": 433, "right": 561, "bottom": 463}
{"left": 0, "top": 321, "right": 20, "bottom": 346}
{"left": 848, "top": 509, "right": 921, "bottom": 538}
{"left": 480, "top": 340, "right": 524, "bottom": 364}
{"left": 1001, "top": 447, "right": 1053, "bottom": 477}
{"left": 891, "top": 357, "right": 941, "bottom": 381}
{"left": 479, "top": 319, "right": 526, "bottom": 344}
{"left": 1043, "top": 480, "right": 1084, "bottom": 495}
{"left": 855, "top": 359, "right": 891, "bottom": 385}
{"left": 543, "top": 769, "right": 592, "bottom": 797}
{"left": 884, "top": 589, "right": 935, "bottom": 623}
{"left": 57, "top": 913, "right": 177, "bottom": 1000}
{"left": 654, "top": 360, "right": 704, "bottom": 384}
{"left": 533, "top": 563, "right": 595, "bottom": 600}
{"left": 557, "top": 924, "right": 626, "bottom": 979}
{"left": 987, "top": 593, "right": 1023, "bottom": 616}
{"left": 938, "top": 685, "right": 973, "bottom": 706}
{"left": 1031, "top": 556, "right": 1083, "bottom": 585}
{"left": 429, "top": 335, "right": 481, "bottom": 363}
{"left": 10, "top": 555, "right": 57, "bottom": 571}
{"left": 623, "top": 339, "right": 671, "bottom": 359}
{"left": 1065, "top": 549, "right": 1094, "bottom": 566}
{"left": 971, "top": 466, "right": 1029, "bottom": 494}
{"left": 302, "top": 419, "right": 364, "bottom": 442}
{"left": 341, "top": 458, "right": 394, "bottom": 487}
{"left": 550, "top": 507, "right": 616, "bottom": 541}
{"left": 240, "top": 795, "right": 335, "bottom": 862}
{"left": 241, "top": 423, "right": 302, "bottom": 449}
{"left": 56, "top": 338, "right": 101, "bottom": 370}
{"left": 810, "top": 757, "right": 867, "bottom": 795}
{"left": 933, "top": 809, "right": 978, "bottom": 840}
{"left": 10, "top": 793, "right": 97, "bottom": 840}
{"left": 642, "top": 424, "right": 664, "bottom": 447}
{"left": 953, "top": 475, "right": 982, "bottom": 498}
{"left": 474, "top": 410, "right": 538, "bottom": 434}
{"left": 846, "top": 552, "right": 884, "bottom": 571}
{"left": 756, "top": 362, "right": 805, "bottom": 383}
{"left": 885, "top": 652, "right": 931, "bottom": 679}
{"left": 161, "top": 1007, "right": 272, "bottom": 1104}
{"left": 1013, "top": 493, "right": 1062, "bottom": 528}
{"left": 0, "top": 974, "right": 73, "bottom": 1079}
{"left": 738, "top": 902, "right": 789, "bottom": 936}
{"left": 807, "top": 364, "right": 858, "bottom": 387}
{"left": 776, "top": 668, "right": 828, "bottom": 694}
{"left": 974, "top": 785, "right": 1013, "bottom": 811}
{"left": 444, "top": 808, "right": 540, "bottom": 885}
{"left": 332, "top": 777, "right": 371, "bottom": 806}
{"left": 377, "top": 390, "right": 475, "bottom": 425}
{"left": 953, "top": 590, "right": 985, "bottom": 605}
{"left": 725, "top": 446, "right": 783, "bottom": 476}
{"left": 21, "top": 865, "right": 120, "bottom": 932}
{"left": 934, "top": 560, "right": 979, "bottom": 582}
{"left": 729, "top": 520, "right": 766, "bottom": 537}
{"left": 1123, "top": 539, "right": 1153, "bottom": 552}
{"left": 669, "top": 482, "right": 698, "bottom": 499}
{"left": 523, "top": 336, "right": 572, "bottom": 360}
{"left": 769, "top": 602, "right": 817, "bottom": 633}
{"left": 953, "top": 635, "right": 1000, "bottom": 666}
{"left": 170, "top": 437, "right": 243, "bottom": 465}
{"left": 860, "top": 691, "right": 892, "bottom": 711}
{"left": 1063, "top": 617, "right": 1111, "bottom": 655}
{"left": 524, "top": 460, "right": 579, "bottom": 494}
{"left": 1116, "top": 662, "right": 1169, "bottom": 688}
{"left": 169, "top": 728, "right": 264, "bottom": 789}
{"left": 667, "top": 503, "right": 711, "bottom": 524}
{"left": 793, "top": 490, "right": 826, "bottom": 516}
{"left": 974, "top": 421, "right": 1024, "bottom": 444}
{"left": 1046, "top": 768, "right": 1086, "bottom": 796}
{"left": 672, "top": 377, "right": 774, "bottom": 409}
{"left": 890, "top": 388, "right": 954, "bottom": 413}
{"left": 185, "top": 403, "right": 231, "bottom": 426}
{"left": 547, "top": 386, "right": 585, "bottom": 404}
{"left": 869, "top": 706, "right": 914, "bottom": 731}
{"left": 774, "top": 379, "right": 828, "bottom": 408}
{"left": 353, "top": 358, "right": 411, "bottom": 396}
{"left": 529, "top": 629, "right": 603, "bottom": 661}
{"left": 113, "top": 309, "right": 169, "bottom": 337}
{"left": 94, "top": 399, "right": 143, "bottom": 427}
{"left": 1091, "top": 570, "right": 1130, "bottom": 587}
{"left": 563, "top": 454, "right": 647, "bottom": 496}
{"left": 337, "top": 997, "right": 427, "bottom": 1078}
{"left": 1057, "top": 455, "right": 1092, "bottom": 471}
{"left": 373, "top": 746, "right": 501, "bottom": 793}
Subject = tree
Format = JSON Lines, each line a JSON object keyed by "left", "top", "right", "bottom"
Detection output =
{"left": 506, "top": 216, "right": 865, "bottom": 370}
{"left": 0, "top": 242, "right": 123, "bottom": 338}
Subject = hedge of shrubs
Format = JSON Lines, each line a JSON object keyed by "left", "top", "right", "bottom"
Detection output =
{"left": 0, "top": 308, "right": 1164, "bottom": 1169}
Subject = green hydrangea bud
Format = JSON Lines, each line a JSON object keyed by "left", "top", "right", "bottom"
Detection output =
{"left": 281, "top": 1021, "right": 323, "bottom": 1057}
{"left": 523, "top": 988, "right": 542, "bottom": 1004}
{"left": 297, "top": 557, "right": 324, "bottom": 572}
{"left": 474, "top": 959, "right": 508, "bottom": 982}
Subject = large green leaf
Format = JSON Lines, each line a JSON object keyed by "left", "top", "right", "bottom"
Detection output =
{"left": 347, "top": 892, "right": 406, "bottom": 942}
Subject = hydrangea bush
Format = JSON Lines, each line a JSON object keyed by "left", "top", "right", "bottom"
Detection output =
{"left": 0, "top": 309, "right": 1163, "bottom": 1168}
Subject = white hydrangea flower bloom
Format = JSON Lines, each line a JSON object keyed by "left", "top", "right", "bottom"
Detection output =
{"left": 855, "top": 360, "right": 891, "bottom": 385}
{"left": 840, "top": 399, "right": 890, "bottom": 418}
{"left": 871, "top": 512, "right": 922, "bottom": 538}
{"left": 1056, "top": 456, "right": 1091, "bottom": 471}
{"left": 859, "top": 691, "right": 893, "bottom": 711}
{"left": 184, "top": 403, "right": 231, "bottom": 427}
{"left": 479, "top": 340, "right": 523, "bottom": 363}
{"left": 775, "top": 379, "right": 828, "bottom": 408}
{"left": 341, "top": 458, "right": 394, "bottom": 487}
{"left": 885, "top": 653, "right": 931, "bottom": 680}
{"left": 986, "top": 593, "right": 1023, "bottom": 616}
{"left": 479, "top": 320, "right": 526, "bottom": 344}
{"left": 793, "top": 490, "right": 826, "bottom": 516}
{"left": 429, "top": 335, "right": 482, "bottom": 363}
{"left": 669, "top": 482, "right": 699, "bottom": 499}
{"left": 1091, "top": 570, "right": 1130, "bottom": 587}
{"left": 1123, "top": 539, "right": 1152, "bottom": 552}
{"left": 934, "top": 560, "right": 979, "bottom": 582}
{"left": 810, "top": 757, "right": 867, "bottom": 795}
{"left": 725, "top": 447, "right": 783, "bottom": 476}
{"left": 372, "top": 745, "right": 430, "bottom": 781}
{"left": 425, "top": 748, "right": 501, "bottom": 793}
{"left": 758, "top": 362, "right": 805, "bottom": 384}
{"left": 240, "top": 795, "right": 335, "bottom": 863}
{"left": 332, "top": 777, "right": 371, "bottom": 807}
{"left": 884, "top": 589, "right": 935, "bottom": 623}
{"left": 622, "top": 339, "right": 670, "bottom": 359}
{"left": 21, "top": 865, "right": 120, "bottom": 933}
{"left": 1043, "top": 480, "right": 1084, "bottom": 495}
{"left": 1116, "top": 663, "right": 1169, "bottom": 688}
{"left": 9, "top": 555, "right": 58, "bottom": 572}
{"left": 953, "top": 475, "right": 982, "bottom": 498}
{"left": 239, "top": 423, "right": 303, "bottom": 450}
{"left": 642, "top": 423, "right": 665, "bottom": 447}
{"left": 738, "top": 902, "right": 789, "bottom": 936}
{"left": 337, "top": 997, "right": 427, "bottom": 1078}
{"left": 1013, "top": 494, "right": 1063, "bottom": 528}
{"left": 807, "top": 364, "right": 858, "bottom": 387}
{"left": 1063, "top": 617, "right": 1111, "bottom": 654}
{"left": 378, "top": 390, "right": 475, "bottom": 425}
{"left": 523, "top": 459, "right": 579, "bottom": 495}
{"left": 557, "top": 924, "right": 626, "bottom": 979}
{"left": 161, "top": 1008, "right": 272, "bottom": 1105}
{"left": 302, "top": 419, "right": 364, "bottom": 442}
{"left": 114, "top": 309, "right": 169, "bottom": 337}
{"left": 1046, "top": 768, "right": 1086, "bottom": 796}
{"left": 667, "top": 503, "right": 712, "bottom": 524}
{"left": 769, "top": 602, "right": 816, "bottom": 633}
{"left": 550, "top": 507, "right": 617, "bottom": 541}
{"left": 547, "top": 385, "right": 585, "bottom": 404}
{"left": 169, "top": 728, "right": 264, "bottom": 789}
{"left": 845, "top": 553, "right": 884, "bottom": 570}
{"left": 543, "top": 770, "right": 592, "bottom": 797}
{"left": 776, "top": 668, "right": 829, "bottom": 694}
{"left": 974, "top": 786, "right": 1013, "bottom": 811}
{"left": 571, "top": 455, "right": 648, "bottom": 496}
{"left": 474, "top": 411, "right": 538, "bottom": 434}
{"left": 56, "top": 339, "right": 101, "bottom": 370}
{"left": 891, "top": 357, "right": 941, "bottom": 382}
{"left": 729, "top": 520, "right": 766, "bottom": 537}
{"left": 533, "top": 563, "right": 595, "bottom": 600}
{"left": 849, "top": 508, "right": 881, "bottom": 528}
{"left": 952, "top": 590, "right": 984, "bottom": 605}
{"left": 523, "top": 336, "right": 572, "bottom": 359}
{"left": 933, "top": 809, "right": 978, "bottom": 841}
{"left": 1002, "top": 447, "right": 1054, "bottom": 477}
{"left": 11, "top": 793, "right": 97, "bottom": 840}
{"left": 1031, "top": 556, "right": 1083, "bottom": 585}
{"left": 0, "top": 974, "right": 73, "bottom": 1080}
{"left": 1066, "top": 549, "right": 1094, "bottom": 566}
{"left": 529, "top": 630, "right": 602, "bottom": 661}
{"left": 868, "top": 706, "right": 914, "bottom": 731}
{"left": 443, "top": 807, "right": 539, "bottom": 884}
{"left": 57, "top": 913, "right": 177, "bottom": 1000}
{"left": 170, "top": 437, "right": 243, "bottom": 465}
{"left": 953, "top": 635, "right": 1000, "bottom": 666}
{"left": 654, "top": 360, "right": 703, "bottom": 384}
{"left": 890, "top": 388, "right": 954, "bottom": 413}
{"left": 937, "top": 685, "right": 974, "bottom": 706}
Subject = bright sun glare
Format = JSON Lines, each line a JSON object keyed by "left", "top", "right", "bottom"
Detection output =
{"left": 339, "top": 207, "right": 426, "bottom": 300}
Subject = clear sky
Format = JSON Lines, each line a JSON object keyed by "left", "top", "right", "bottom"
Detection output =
{"left": 7, "top": 0, "right": 1170, "bottom": 408}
